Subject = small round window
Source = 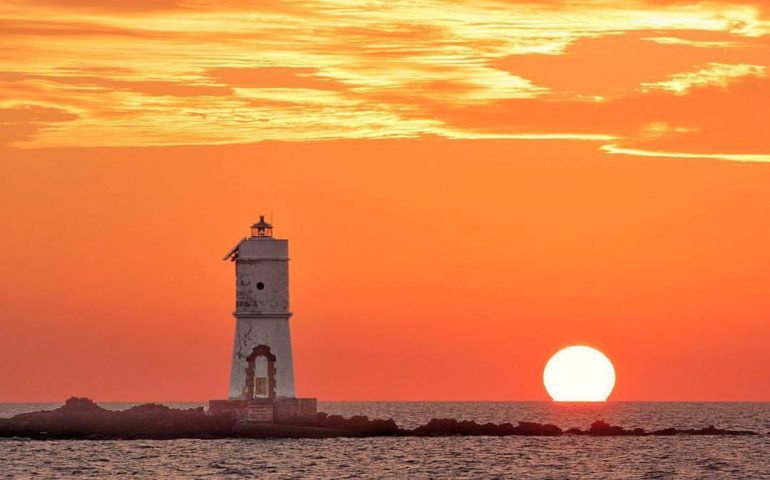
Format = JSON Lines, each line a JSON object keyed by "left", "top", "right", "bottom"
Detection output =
{"left": 256, "top": 282, "right": 265, "bottom": 290}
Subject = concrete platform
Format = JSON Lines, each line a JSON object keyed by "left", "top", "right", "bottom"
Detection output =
{"left": 208, "top": 398, "right": 317, "bottom": 424}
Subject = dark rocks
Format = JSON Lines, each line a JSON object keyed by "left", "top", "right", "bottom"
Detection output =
{"left": 316, "top": 413, "right": 401, "bottom": 436}
{"left": 587, "top": 419, "right": 630, "bottom": 436}
{"left": 651, "top": 425, "right": 755, "bottom": 436}
{"left": 409, "top": 419, "right": 562, "bottom": 436}
{"left": 515, "top": 421, "right": 562, "bottom": 436}
{"left": 62, "top": 397, "right": 105, "bottom": 413}
{"left": 0, "top": 397, "right": 759, "bottom": 440}
{"left": 563, "top": 420, "right": 757, "bottom": 436}
{"left": 0, "top": 397, "right": 235, "bottom": 440}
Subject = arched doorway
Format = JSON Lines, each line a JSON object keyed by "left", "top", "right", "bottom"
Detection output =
{"left": 245, "top": 345, "right": 277, "bottom": 399}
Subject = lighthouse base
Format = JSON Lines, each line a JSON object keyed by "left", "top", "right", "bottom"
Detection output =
{"left": 208, "top": 398, "right": 317, "bottom": 424}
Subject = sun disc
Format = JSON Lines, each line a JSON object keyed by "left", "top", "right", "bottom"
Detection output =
{"left": 543, "top": 346, "right": 615, "bottom": 401}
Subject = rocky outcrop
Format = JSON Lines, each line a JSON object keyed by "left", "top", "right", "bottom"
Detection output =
{"left": 409, "top": 419, "right": 562, "bottom": 436}
{"left": 578, "top": 420, "right": 756, "bottom": 436}
{"left": 0, "top": 398, "right": 759, "bottom": 440}
{"left": 0, "top": 397, "right": 236, "bottom": 440}
{"left": 316, "top": 413, "right": 402, "bottom": 436}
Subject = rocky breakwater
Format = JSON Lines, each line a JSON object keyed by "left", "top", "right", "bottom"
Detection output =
{"left": 0, "top": 397, "right": 235, "bottom": 440}
{"left": 0, "top": 398, "right": 760, "bottom": 440}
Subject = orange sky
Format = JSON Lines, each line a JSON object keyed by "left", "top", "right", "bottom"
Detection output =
{"left": 0, "top": 0, "right": 769, "bottom": 401}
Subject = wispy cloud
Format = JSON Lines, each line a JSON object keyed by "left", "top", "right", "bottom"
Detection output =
{"left": 642, "top": 36, "right": 739, "bottom": 48}
{"left": 601, "top": 143, "right": 770, "bottom": 163}
{"left": 641, "top": 62, "right": 766, "bottom": 95}
{"left": 0, "top": 0, "right": 768, "bottom": 161}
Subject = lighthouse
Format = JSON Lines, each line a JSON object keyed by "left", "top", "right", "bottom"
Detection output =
{"left": 209, "top": 217, "right": 315, "bottom": 423}
{"left": 223, "top": 216, "right": 296, "bottom": 399}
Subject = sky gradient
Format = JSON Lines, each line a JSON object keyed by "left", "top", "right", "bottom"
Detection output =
{"left": 1, "top": 0, "right": 769, "bottom": 401}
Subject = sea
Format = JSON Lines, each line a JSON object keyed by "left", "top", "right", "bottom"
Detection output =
{"left": 1, "top": 402, "right": 768, "bottom": 479}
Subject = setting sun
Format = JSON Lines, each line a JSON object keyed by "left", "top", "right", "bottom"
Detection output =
{"left": 543, "top": 346, "right": 616, "bottom": 402}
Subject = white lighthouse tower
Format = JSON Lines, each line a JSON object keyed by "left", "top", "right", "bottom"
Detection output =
{"left": 209, "top": 217, "right": 315, "bottom": 422}
{"left": 223, "top": 216, "right": 296, "bottom": 400}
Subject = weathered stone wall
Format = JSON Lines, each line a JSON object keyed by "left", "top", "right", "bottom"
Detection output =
{"left": 208, "top": 399, "right": 251, "bottom": 417}
{"left": 234, "top": 239, "right": 289, "bottom": 314}
{"left": 246, "top": 403, "right": 274, "bottom": 423}
{"left": 208, "top": 398, "right": 317, "bottom": 424}
{"left": 274, "top": 398, "right": 318, "bottom": 424}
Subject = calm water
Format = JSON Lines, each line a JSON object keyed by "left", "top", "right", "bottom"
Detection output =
{"left": 1, "top": 402, "right": 768, "bottom": 479}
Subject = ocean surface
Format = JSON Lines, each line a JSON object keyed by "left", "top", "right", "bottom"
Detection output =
{"left": 1, "top": 402, "right": 768, "bottom": 479}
